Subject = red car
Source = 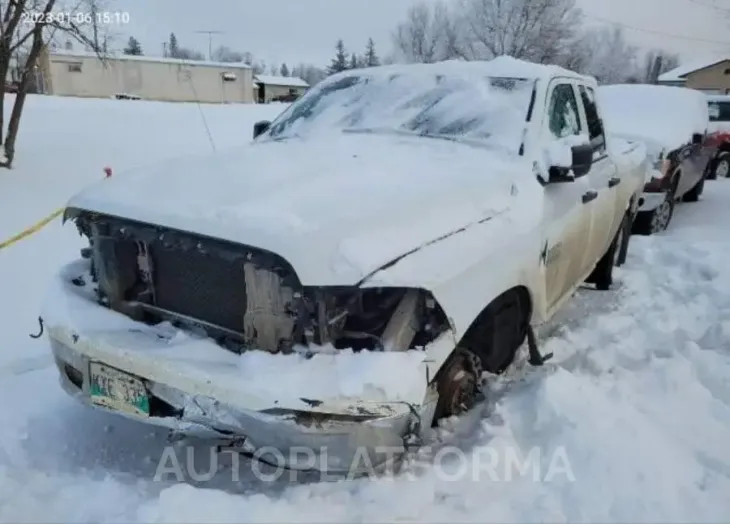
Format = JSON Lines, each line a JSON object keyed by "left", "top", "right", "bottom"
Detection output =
{"left": 706, "top": 95, "right": 730, "bottom": 179}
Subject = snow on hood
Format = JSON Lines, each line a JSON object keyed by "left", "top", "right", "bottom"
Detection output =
{"left": 66, "top": 133, "right": 529, "bottom": 286}
{"left": 598, "top": 84, "right": 709, "bottom": 154}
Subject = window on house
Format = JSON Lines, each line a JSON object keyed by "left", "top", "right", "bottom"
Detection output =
{"left": 67, "top": 62, "right": 82, "bottom": 73}
{"left": 724, "top": 68, "right": 730, "bottom": 75}
{"left": 221, "top": 72, "right": 237, "bottom": 82}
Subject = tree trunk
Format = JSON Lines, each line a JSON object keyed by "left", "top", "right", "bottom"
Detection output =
{"left": 2, "top": 25, "right": 44, "bottom": 169}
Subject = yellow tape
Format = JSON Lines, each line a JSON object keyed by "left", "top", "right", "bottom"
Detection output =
{"left": 0, "top": 207, "right": 64, "bottom": 251}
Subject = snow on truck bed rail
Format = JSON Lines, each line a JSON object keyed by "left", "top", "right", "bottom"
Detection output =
{"left": 598, "top": 84, "right": 709, "bottom": 153}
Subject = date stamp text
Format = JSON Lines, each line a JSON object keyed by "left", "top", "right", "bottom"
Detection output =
{"left": 22, "top": 10, "right": 130, "bottom": 26}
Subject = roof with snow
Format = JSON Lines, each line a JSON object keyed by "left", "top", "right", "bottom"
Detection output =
{"left": 253, "top": 75, "right": 309, "bottom": 88}
{"left": 658, "top": 56, "right": 730, "bottom": 82}
{"left": 328, "top": 56, "right": 595, "bottom": 84}
{"left": 47, "top": 49, "right": 252, "bottom": 69}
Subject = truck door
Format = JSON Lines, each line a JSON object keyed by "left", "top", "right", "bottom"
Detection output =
{"left": 576, "top": 84, "right": 623, "bottom": 269}
{"left": 541, "top": 81, "right": 594, "bottom": 314}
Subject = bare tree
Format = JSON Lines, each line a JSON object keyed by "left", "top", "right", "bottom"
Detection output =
{"left": 392, "top": 2, "right": 443, "bottom": 63}
{"left": 574, "top": 26, "right": 639, "bottom": 84}
{"left": 641, "top": 49, "right": 679, "bottom": 83}
{"left": 392, "top": 0, "right": 581, "bottom": 64}
{"left": 0, "top": 0, "right": 101, "bottom": 168}
{"left": 211, "top": 45, "right": 245, "bottom": 63}
{"left": 455, "top": 0, "right": 582, "bottom": 62}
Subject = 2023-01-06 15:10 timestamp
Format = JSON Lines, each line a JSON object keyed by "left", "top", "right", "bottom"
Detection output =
{"left": 22, "top": 11, "right": 131, "bottom": 25}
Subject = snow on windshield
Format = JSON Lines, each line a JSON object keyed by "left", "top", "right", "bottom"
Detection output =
{"left": 264, "top": 71, "right": 534, "bottom": 153}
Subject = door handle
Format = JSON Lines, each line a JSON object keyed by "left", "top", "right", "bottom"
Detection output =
{"left": 582, "top": 190, "right": 598, "bottom": 204}
{"left": 608, "top": 177, "right": 621, "bottom": 188}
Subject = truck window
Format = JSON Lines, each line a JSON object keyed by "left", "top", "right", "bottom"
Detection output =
{"left": 548, "top": 84, "right": 582, "bottom": 138}
{"left": 578, "top": 85, "right": 606, "bottom": 154}
{"left": 708, "top": 101, "right": 730, "bottom": 121}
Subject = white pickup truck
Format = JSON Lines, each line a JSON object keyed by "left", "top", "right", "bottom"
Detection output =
{"left": 44, "top": 57, "right": 647, "bottom": 475}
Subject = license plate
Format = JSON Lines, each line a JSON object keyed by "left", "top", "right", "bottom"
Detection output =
{"left": 89, "top": 362, "right": 150, "bottom": 417}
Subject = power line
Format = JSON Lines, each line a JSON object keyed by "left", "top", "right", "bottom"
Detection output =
{"left": 583, "top": 11, "right": 730, "bottom": 46}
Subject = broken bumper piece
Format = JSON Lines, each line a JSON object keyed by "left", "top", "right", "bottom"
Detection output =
{"left": 48, "top": 325, "right": 424, "bottom": 475}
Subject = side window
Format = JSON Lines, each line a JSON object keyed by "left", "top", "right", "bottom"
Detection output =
{"left": 578, "top": 85, "right": 606, "bottom": 153}
{"left": 548, "top": 84, "right": 582, "bottom": 138}
{"left": 709, "top": 101, "right": 730, "bottom": 122}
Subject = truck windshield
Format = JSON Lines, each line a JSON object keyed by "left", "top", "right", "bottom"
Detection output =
{"left": 263, "top": 72, "right": 534, "bottom": 153}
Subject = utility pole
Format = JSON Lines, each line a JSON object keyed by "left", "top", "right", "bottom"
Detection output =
{"left": 195, "top": 30, "right": 223, "bottom": 61}
{"left": 650, "top": 55, "right": 663, "bottom": 85}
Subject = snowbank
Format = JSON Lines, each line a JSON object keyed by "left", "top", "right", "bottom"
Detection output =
{"left": 598, "top": 84, "right": 709, "bottom": 153}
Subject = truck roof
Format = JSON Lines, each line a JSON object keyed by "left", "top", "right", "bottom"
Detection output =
{"left": 332, "top": 55, "right": 596, "bottom": 85}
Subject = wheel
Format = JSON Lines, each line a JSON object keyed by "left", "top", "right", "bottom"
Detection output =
{"left": 713, "top": 154, "right": 730, "bottom": 179}
{"left": 632, "top": 190, "right": 675, "bottom": 235}
{"left": 433, "top": 347, "right": 483, "bottom": 422}
{"left": 683, "top": 176, "right": 704, "bottom": 202}
{"left": 587, "top": 212, "right": 629, "bottom": 290}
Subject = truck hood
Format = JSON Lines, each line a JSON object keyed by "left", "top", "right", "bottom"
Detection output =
{"left": 66, "top": 133, "right": 529, "bottom": 286}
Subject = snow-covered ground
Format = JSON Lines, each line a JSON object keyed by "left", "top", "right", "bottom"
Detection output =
{"left": 1, "top": 94, "right": 730, "bottom": 523}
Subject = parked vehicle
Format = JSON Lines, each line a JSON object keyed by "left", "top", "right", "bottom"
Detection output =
{"left": 705, "top": 95, "right": 730, "bottom": 179}
{"left": 45, "top": 57, "right": 648, "bottom": 475}
{"left": 598, "top": 84, "right": 712, "bottom": 235}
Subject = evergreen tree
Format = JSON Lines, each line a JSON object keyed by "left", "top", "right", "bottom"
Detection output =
{"left": 280, "top": 63, "right": 289, "bottom": 76}
{"left": 364, "top": 37, "right": 379, "bottom": 67}
{"left": 123, "top": 36, "right": 143, "bottom": 56}
{"left": 349, "top": 53, "right": 359, "bottom": 69}
{"left": 168, "top": 32, "right": 179, "bottom": 58}
{"left": 327, "top": 39, "right": 348, "bottom": 75}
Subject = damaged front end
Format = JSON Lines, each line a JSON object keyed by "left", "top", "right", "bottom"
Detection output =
{"left": 48, "top": 208, "right": 461, "bottom": 474}
{"left": 65, "top": 208, "right": 452, "bottom": 355}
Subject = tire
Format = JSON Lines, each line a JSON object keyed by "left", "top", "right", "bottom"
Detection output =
{"left": 683, "top": 176, "right": 704, "bottom": 202}
{"left": 713, "top": 154, "right": 730, "bottom": 179}
{"left": 588, "top": 213, "right": 628, "bottom": 291}
{"left": 632, "top": 190, "right": 675, "bottom": 235}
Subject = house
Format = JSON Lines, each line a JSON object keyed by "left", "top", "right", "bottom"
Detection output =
{"left": 658, "top": 57, "right": 730, "bottom": 94}
{"left": 253, "top": 74, "right": 309, "bottom": 103}
{"left": 36, "top": 47, "right": 256, "bottom": 103}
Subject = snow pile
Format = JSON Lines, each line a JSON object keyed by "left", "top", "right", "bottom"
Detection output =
{"left": 598, "top": 84, "right": 709, "bottom": 153}
{"left": 237, "top": 348, "right": 427, "bottom": 402}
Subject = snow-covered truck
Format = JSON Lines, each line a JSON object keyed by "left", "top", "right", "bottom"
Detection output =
{"left": 44, "top": 57, "right": 647, "bottom": 474}
{"left": 598, "top": 84, "right": 711, "bottom": 235}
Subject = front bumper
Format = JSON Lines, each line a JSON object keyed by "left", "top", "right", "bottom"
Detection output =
{"left": 49, "top": 326, "right": 429, "bottom": 475}
{"left": 637, "top": 191, "right": 667, "bottom": 212}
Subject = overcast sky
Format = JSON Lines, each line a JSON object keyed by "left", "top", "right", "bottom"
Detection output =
{"left": 112, "top": 0, "right": 729, "bottom": 68}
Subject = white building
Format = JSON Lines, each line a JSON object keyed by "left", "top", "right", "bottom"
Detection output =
{"left": 38, "top": 47, "right": 255, "bottom": 103}
{"left": 253, "top": 74, "right": 309, "bottom": 103}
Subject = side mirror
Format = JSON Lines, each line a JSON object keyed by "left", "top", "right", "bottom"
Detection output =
{"left": 546, "top": 143, "right": 593, "bottom": 183}
{"left": 692, "top": 132, "right": 703, "bottom": 145}
{"left": 253, "top": 120, "right": 271, "bottom": 139}
{"left": 569, "top": 143, "right": 594, "bottom": 177}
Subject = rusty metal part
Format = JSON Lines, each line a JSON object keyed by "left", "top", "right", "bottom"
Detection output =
{"left": 434, "top": 347, "right": 482, "bottom": 419}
